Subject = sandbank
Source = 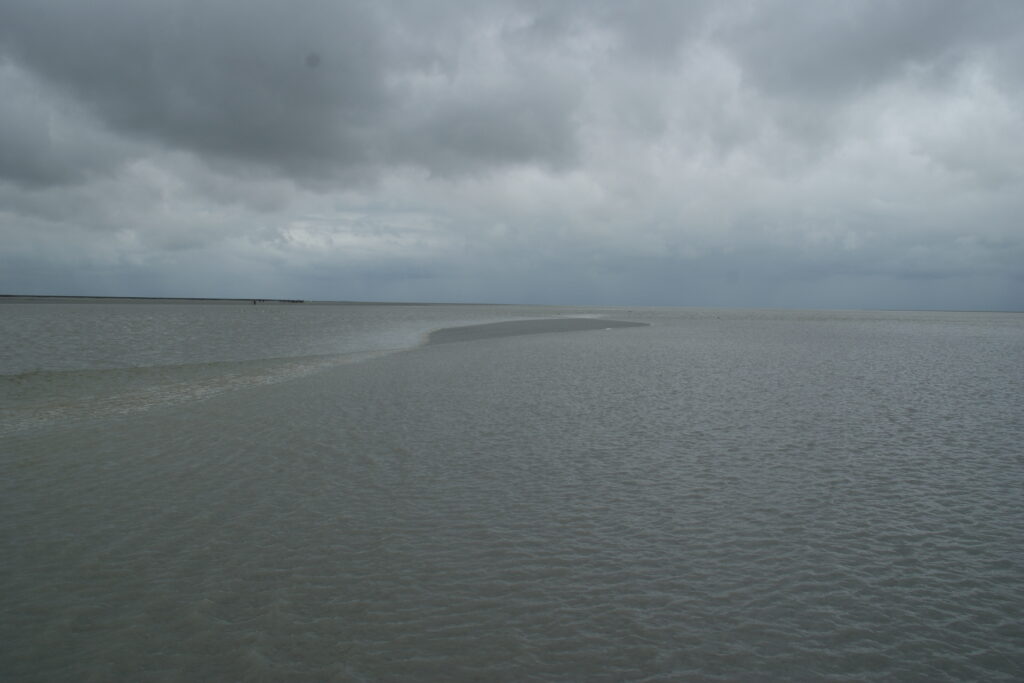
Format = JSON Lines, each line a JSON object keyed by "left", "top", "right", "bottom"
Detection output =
{"left": 426, "top": 317, "right": 647, "bottom": 345}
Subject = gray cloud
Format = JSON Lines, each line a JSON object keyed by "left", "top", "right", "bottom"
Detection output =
{"left": 719, "top": 1, "right": 1021, "bottom": 98}
{"left": 0, "top": 0, "right": 591, "bottom": 182}
{"left": 0, "top": 0, "right": 389, "bottom": 179}
{"left": 0, "top": 62, "right": 137, "bottom": 187}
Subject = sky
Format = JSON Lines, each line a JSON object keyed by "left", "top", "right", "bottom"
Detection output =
{"left": 1, "top": 1, "right": 1022, "bottom": 310}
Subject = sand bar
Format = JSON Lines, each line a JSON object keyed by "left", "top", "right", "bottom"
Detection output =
{"left": 427, "top": 317, "right": 648, "bottom": 345}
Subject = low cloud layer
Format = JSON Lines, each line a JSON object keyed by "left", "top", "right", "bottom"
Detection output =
{"left": 2, "top": 0, "right": 1022, "bottom": 309}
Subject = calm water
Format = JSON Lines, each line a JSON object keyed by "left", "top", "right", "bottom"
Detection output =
{"left": 2, "top": 303, "right": 1023, "bottom": 681}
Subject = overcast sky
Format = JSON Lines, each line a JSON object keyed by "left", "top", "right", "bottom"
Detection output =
{"left": 2, "top": 1, "right": 1022, "bottom": 309}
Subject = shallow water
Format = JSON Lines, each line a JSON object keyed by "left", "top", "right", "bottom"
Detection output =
{"left": 2, "top": 303, "right": 1023, "bottom": 680}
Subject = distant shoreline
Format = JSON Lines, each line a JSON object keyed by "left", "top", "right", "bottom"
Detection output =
{"left": 0, "top": 294, "right": 493, "bottom": 306}
{"left": 2, "top": 294, "right": 1019, "bottom": 313}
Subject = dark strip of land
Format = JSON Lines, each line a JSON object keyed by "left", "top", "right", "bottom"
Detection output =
{"left": 426, "top": 318, "right": 648, "bottom": 345}
{"left": 0, "top": 295, "right": 491, "bottom": 306}
{"left": 0, "top": 294, "right": 305, "bottom": 304}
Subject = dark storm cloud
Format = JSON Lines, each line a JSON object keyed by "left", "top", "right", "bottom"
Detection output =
{"left": 0, "top": 0, "right": 589, "bottom": 183}
{"left": 0, "top": 0, "right": 388, "bottom": 179}
{"left": 0, "top": 62, "right": 135, "bottom": 187}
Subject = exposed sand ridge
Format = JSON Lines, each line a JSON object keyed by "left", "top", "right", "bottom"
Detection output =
{"left": 426, "top": 318, "right": 648, "bottom": 345}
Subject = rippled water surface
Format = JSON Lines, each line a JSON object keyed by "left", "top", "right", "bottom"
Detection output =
{"left": 2, "top": 303, "right": 1023, "bottom": 681}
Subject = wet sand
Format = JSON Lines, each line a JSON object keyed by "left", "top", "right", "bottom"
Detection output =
{"left": 427, "top": 317, "right": 648, "bottom": 345}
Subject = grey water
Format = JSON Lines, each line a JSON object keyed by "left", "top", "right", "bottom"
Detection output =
{"left": 2, "top": 302, "right": 1023, "bottom": 681}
